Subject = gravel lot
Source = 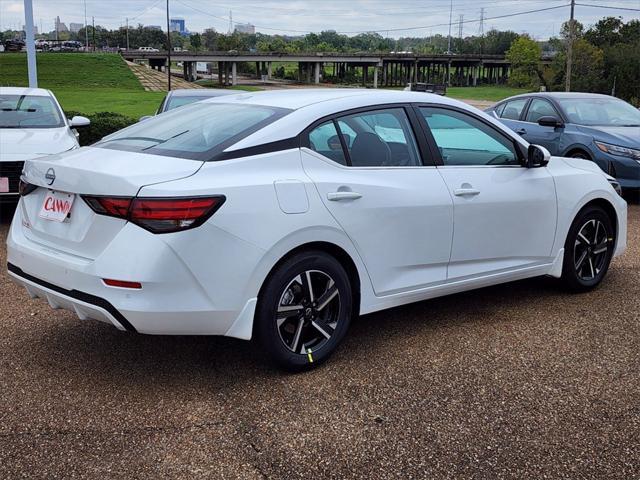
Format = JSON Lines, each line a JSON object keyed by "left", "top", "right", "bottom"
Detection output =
{"left": 0, "top": 200, "right": 638, "bottom": 479}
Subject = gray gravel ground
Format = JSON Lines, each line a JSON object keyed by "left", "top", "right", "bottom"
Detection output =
{"left": 0, "top": 199, "right": 638, "bottom": 479}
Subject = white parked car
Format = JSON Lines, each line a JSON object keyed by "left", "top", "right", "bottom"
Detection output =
{"left": 138, "top": 46, "right": 159, "bottom": 52}
{"left": 7, "top": 90, "right": 627, "bottom": 370}
{"left": 0, "top": 87, "right": 89, "bottom": 204}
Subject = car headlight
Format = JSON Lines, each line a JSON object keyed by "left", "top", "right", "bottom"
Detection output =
{"left": 595, "top": 141, "right": 640, "bottom": 161}
{"left": 607, "top": 178, "right": 623, "bottom": 196}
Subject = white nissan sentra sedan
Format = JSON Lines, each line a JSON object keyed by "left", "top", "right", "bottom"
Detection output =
{"left": 7, "top": 89, "right": 627, "bottom": 370}
{"left": 0, "top": 87, "right": 89, "bottom": 203}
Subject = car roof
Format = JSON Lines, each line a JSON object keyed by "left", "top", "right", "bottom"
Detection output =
{"left": 169, "top": 89, "right": 236, "bottom": 98}
{"left": 0, "top": 87, "right": 52, "bottom": 97}
{"left": 498, "top": 91, "right": 617, "bottom": 102}
{"left": 206, "top": 88, "right": 528, "bottom": 152}
{"left": 203, "top": 88, "right": 466, "bottom": 111}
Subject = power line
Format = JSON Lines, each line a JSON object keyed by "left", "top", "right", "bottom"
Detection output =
{"left": 574, "top": 3, "right": 640, "bottom": 12}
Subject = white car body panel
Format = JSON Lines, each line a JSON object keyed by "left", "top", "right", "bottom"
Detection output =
{"left": 6, "top": 89, "right": 628, "bottom": 341}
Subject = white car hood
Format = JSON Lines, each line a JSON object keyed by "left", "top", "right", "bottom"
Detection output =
{"left": 0, "top": 127, "right": 77, "bottom": 159}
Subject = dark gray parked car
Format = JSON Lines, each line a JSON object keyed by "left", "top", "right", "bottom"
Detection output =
{"left": 486, "top": 92, "right": 640, "bottom": 191}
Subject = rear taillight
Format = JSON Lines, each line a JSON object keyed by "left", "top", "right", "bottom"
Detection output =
{"left": 18, "top": 178, "right": 37, "bottom": 196}
{"left": 82, "top": 195, "right": 225, "bottom": 234}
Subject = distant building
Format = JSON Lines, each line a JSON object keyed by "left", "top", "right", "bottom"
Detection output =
{"left": 55, "top": 16, "right": 68, "bottom": 33}
{"left": 146, "top": 25, "right": 162, "bottom": 30}
{"left": 234, "top": 23, "right": 255, "bottom": 34}
{"left": 69, "top": 22, "right": 83, "bottom": 33}
{"left": 170, "top": 18, "right": 186, "bottom": 34}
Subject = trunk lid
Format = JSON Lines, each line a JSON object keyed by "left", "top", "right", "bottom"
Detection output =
{"left": 19, "top": 146, "right": 203, "bottom": 259}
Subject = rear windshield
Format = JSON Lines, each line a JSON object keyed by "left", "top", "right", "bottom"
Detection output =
{"left": 95, "top": 102, "right": 291, "bottom": 160}
{"left": 0, "top": 94, "right": 64, "bottom": 128}
{"left": 165, "top": 96, "right": 212, "bottom": 111}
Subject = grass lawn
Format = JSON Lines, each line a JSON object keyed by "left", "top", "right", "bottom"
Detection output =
{"left": 1, "top": 53, "right": 164, "bottom": 118}
{"left": 446, "top": 86, "right": 530, "bottom": 102}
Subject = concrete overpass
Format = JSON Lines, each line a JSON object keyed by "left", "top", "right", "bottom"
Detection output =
{"left": 122, "top": 51, "right": 548, "bottom": 88}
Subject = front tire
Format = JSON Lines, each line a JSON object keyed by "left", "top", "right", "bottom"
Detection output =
{"left": 255, "top": 251, "right": 352, "bottom": 371}
{"left": 561, "top": 206, "right": 615, "bottom": 292}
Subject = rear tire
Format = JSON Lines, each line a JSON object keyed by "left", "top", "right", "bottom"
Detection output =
{"left": 560, "top": 206, "right": 615, "bottom": 292}
{"left": 255, "top": 251, "right": 352, "bottom": 371}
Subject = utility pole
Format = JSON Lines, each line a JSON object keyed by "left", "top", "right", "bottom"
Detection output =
{"left": 166, "top": 0, "right": 172, "bottom": 91}
{"left": 84, "top": 0, "right": 88, "bottom": 50}
{"left": 126, "top": 17, "right": 129, "bottom": 51}
{"left": 92, "top": 16, "right": 95, "bottom": 52}
{"left": 458, "top": 14, "right": 464, "bottom": 39}
{"left": 479, "top": 7, "right": 485, "bottom": 54}
{"left": 565, "top": 0, "right": 576, "bottom": 91}
{"left": 23, "top": 0, "right": 37, "bottom": 87}
{"left": 446, "top": 0, "right": 453, "bottom": 54}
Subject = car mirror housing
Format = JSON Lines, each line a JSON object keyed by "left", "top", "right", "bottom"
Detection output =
{"left": 69, "top": 116, "right": 90, "bottom": 128}
{"left": 527, "top": 144, "right": 551, "bottom": 168}
{"left": 538, "top": 116, "right": 564, "bottom": 128}
{"left": 139, "top": 115, "right": 153, "bottom": 122}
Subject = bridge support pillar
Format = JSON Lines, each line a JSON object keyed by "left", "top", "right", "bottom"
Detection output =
{"left": 314, "top": 62, "right": 320, "bottom": 84}
{"left": 373, "top": 66, "right": 378, "bottom": 88}
{"left": 267, "top": 61, "right": 272, "bottom": 79}
{"left": 231, "top": 62, "right": 237, "bottom": 85}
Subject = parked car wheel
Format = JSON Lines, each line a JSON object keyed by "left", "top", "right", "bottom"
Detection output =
{"left": 569, "top": 150, "right": 591, "bottom": 160}
{"left": 255, "top": 251, "right": 352, "bottom": 371}
{"left": 561, "top": 206, "right": 615, "bottom": 292}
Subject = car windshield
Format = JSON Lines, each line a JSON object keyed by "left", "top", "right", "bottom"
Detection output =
{"left": 558, "top": 97, "right": 640, "bottom": 127}
{"left": 165, "top": 96, "right": 216, "bottom": 111}
{"left": 0, "top": 94, "right": 64, "bottom": 128}
{"left": 95, "top": 102, "right": 291, "bottom": 160}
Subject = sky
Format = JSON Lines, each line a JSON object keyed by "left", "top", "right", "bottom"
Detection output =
{"left": 1, "top": 0, "right": 639, "bottom": 39}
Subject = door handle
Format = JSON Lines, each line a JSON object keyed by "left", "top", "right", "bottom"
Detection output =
{"left": 327, "top": 191, "right": 362, "bottom": 201}
{"left": 453, "top": 188, "right": 480, "bottom": 196}
{"left": 516, "top": 128, "right": 527, "bottom": 135}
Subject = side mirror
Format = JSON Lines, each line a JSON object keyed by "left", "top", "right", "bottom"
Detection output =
{"left": 139, "top": 115, "right": 153, "bottom": 122}
{"left": 537, "top": 116, "right": 564, "bottom": 128}
{"left": 526, "top": 144, "right": 551, "bottom": 168}
{"left": 69, "top": 115, "right": 90, "bottom": 128}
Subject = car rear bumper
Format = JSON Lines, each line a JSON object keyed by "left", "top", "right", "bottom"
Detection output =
{"left": 8, "top": 262, "right": 136, "bottom": 331}
{"left": 6, "top": 204, "right": 261, "bottom": 338}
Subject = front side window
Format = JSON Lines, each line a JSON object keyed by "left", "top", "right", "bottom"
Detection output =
{"left": 337, "top": 108, "right": 422, "bottom": 167}
{"left": 500, "top": 98, "right": 528, "bottom": 120}
{"left": 96, "top": 102, "right": 291, "bottom": 160}
{"left": 525, "top": 98, "right": 558, "bottom": 123}
{"left": 420, "top": 107, "right": 520, "bottom": 166}
{"left": 0, "top": 94, "right": 64, "bottom": 128}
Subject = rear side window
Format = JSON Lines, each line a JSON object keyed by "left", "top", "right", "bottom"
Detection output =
{"left": 308, "top": 121, "right": 348, "bottom": 165}
{"left": 500, "top": 99, "right": 528, "bottom": 120}
{"left": 338, "top": 108, "right": 421, "bottom": 167}
{"left": 95, "top": 102, "right": 291, "bottom": 160}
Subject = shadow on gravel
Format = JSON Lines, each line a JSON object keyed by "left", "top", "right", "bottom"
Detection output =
{"left": 22, "top": 273, "right": 564, "bottom": 392}
{"left": 0, "top": 202, "right": 17, "bottom": 224}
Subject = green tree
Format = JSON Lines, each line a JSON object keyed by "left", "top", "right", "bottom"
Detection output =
{"left": 505, "top": 36, "right": 541, "bottom": 88}
{"left": 190, "top": 33, "right": 201, "bottom": 52}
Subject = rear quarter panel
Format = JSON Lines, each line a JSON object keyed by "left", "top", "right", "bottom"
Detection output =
{"left": 136, "top": 150, "right": 377, "bottom": 316}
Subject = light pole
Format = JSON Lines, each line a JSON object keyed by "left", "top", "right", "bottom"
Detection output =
{"left": 23, "top": 0, "right": 38, "bottom": 87}
{"left": 84, "top": 0, "right": 88, "bottom": 51}
{"left": 166, "top": 0, "right": 172, "bottom": 91}
{"left": 446, "top": 0, "right": 453, "bottom": 54}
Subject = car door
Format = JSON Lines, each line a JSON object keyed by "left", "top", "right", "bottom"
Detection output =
{"left": 521, "top": 97, "right": 564, "bottom": 155}
{"left": 301, "top": 106, "right": 454, "bottom": 296}
{"left": 494, "top": 97, "right": 530, "bottom": 136}
{"left": 417, "top": 105, "right": 557, "bottom": 280}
